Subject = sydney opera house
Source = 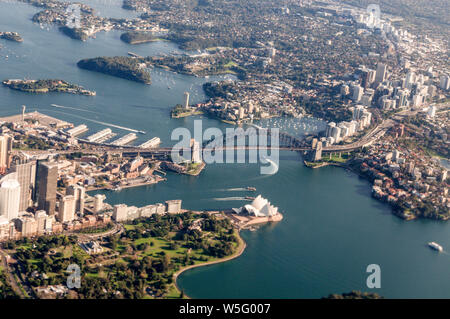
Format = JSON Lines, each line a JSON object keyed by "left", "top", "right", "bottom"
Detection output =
{"left": 231, "top": 195, "right": 283, "bottom": 227}
{"left": 241, "top": 195, "right": 279, "bottom": 217}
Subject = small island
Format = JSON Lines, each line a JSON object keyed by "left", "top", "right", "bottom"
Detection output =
{"left": 0, "top": 32, "right": 23, "bottom": 42}
{"left": 120, "top": 31, "right": 161, "bottom": 45}
{"left": 2, "top": 79, "right": 96, "bottom": 96}
{"left": 77, "top": 56, "right": 152, "bottom": 84}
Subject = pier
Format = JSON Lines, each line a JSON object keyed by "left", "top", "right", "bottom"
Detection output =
{"left": 110, "top": 133, "right": 138, "bottom": 146}
{"left": 138, "top": 137, "right": 161, "bottom": 148}
{"left": 66, "top": 124, "right": 88, "bottom": 137}
{"left": 128, "top": 52, "right": 143, "bottom": 58}
{"left": 86, "top": 128, "right": 113, "bottom": 143}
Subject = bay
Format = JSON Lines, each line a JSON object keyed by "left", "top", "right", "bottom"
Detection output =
{"left": 1, "top": 1, "right": 450, "bottom": 299}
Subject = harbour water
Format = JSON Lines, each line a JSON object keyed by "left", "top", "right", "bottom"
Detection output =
{"left": 2, "top": 1, "right": 450, "bottom": 298}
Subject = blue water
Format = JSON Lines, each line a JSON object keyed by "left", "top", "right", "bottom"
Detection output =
{"left": 2, "top": 1, "right": 450, "bottom": 299}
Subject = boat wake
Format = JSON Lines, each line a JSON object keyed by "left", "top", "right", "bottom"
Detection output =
{"left": 213, "top": 197, "right": 247, "bottom": 201}
{"left": 218, "top": 188, "right": 248, "bottom": 192}
{"left": 48, "top": 109, "right": 143, "bottom": 133}
{"left": 260, "top": 156, "right": 279, "bottom": 175}
{"left": 51, "top": 104, "right": 98, "bottom": 114}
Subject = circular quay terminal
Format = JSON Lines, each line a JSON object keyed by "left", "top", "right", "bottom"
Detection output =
{"left": 0, "top": 0, "right": 449, "bottom": 316}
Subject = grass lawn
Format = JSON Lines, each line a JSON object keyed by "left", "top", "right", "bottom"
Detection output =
{"left": 124, "top": 223, "right": 142, "bottom": 231}
{"left": 322, "top": 154, "right": 350, "bottom": 163}
{"left": 133, "top": 237, "right": 188, "bottom": 258}
{"left": 16, "top": 243, "right": 32, "bottom": 250}
{"left": 85, "top": 272, "right": 102, "bottom": 279}
{"left": 72, "top": 244, "right": 90, "bottom": 262}
{"left": 166, "top": 284, "right": 183, "bottom": 299}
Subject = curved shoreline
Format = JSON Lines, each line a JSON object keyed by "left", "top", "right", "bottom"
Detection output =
{"left": 173, "top": 230, "right": 247, "bottom": 299}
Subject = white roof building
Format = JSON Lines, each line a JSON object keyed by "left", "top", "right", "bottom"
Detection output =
{"left": 242, "top": 195, "right": 279, "bottom": 217}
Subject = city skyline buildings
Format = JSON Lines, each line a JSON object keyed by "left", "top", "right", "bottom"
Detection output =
{"left": 66, "top": 184, "right": 85, "bottom": 215}
{"left": 58, "top": 194, "right": 76, "bottom": 223}
{"left": 36, "top": 161, "right": 58, "bottom": 216}
{"left": 0, "top": 134, "right": 12, "bottom": 174}
{"left": 9, "top": 158, "right": 37, "bottom": 212}
{"left": 0, "top": 179, "right": 20, "bottom": 221}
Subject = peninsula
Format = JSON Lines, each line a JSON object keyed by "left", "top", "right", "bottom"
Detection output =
{"left": 120, "top": 31, "right": 160, "bottom": 45}
{"left": 2, "top": 79, "right": 96, "bottom": 96}
{"left": 77, "top": 56, "right": 151, "bottom": 84}
{"left": 59, "top": 26, "right": 89, "bottom": 41}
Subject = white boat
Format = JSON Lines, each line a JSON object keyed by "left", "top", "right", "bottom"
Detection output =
{"left": 428, "top": 242, "right": 443, "bottom": 252}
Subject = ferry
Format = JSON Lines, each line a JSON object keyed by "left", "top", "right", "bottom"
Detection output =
{"left": 246, "top": 186, "right": 256, "bottom": 191}
{"left": 428, "top": 242, "right": 443, "bottom": 252}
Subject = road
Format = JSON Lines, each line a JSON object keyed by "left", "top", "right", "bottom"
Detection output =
{"left": 68, "top": 222, "right": 125, "bottom": 242}
{"left": 323, "top": 119, "right": 395, "bottom": 152}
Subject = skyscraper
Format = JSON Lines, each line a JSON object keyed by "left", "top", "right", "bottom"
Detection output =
{"left": 238, "top": 106, "right": 245, "bottom": 119}
{"left": 0, "top": 135, "right": 13, "bottom": 174}
{"left": 93, "top": 194, "right": 105, "bottom": 213}
{"left": 36, "top": 161, "right": 58, "bottom": 216}
{"left": 405, "top": 72, "right": 416, "bottom": 89}
{"left": 325, "top": 122, "right": 336, "bottom": 137}
{"left": 0, "top": 179, "right": 21, "bottom": 221}
{"left": 428, "top": 105, "right": 436, "bottom": 118}
{"left": 396, "top": 89, "right": 409, "bottom": 108}
{"left": 360, "top": 70, "right": 371, "bottom": 89}
{"left": 248, "top": 101, "right": 255, "bottom": 114}
{"left": 331, "top": 126, "right": 342, "bottom": 143}
{"left": 352, "top": 85, "right": 364, "bottom": 102}
{"left": 440, "top": 75, "right": 450, "bottom": 90}
{"left": 375, "top": 63, "right": 387, "bottom": 85}
{"left": 58, "top": 195, "right": 76, "bottom": 223}
{"left": 9, "top": 159, "right": 36, "bottom": 212}
{"left": 353, "top": 105, "right": 366, "bottom": 120}
{"left": 66, "top": 184, "right": 85, "bottom": 214}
